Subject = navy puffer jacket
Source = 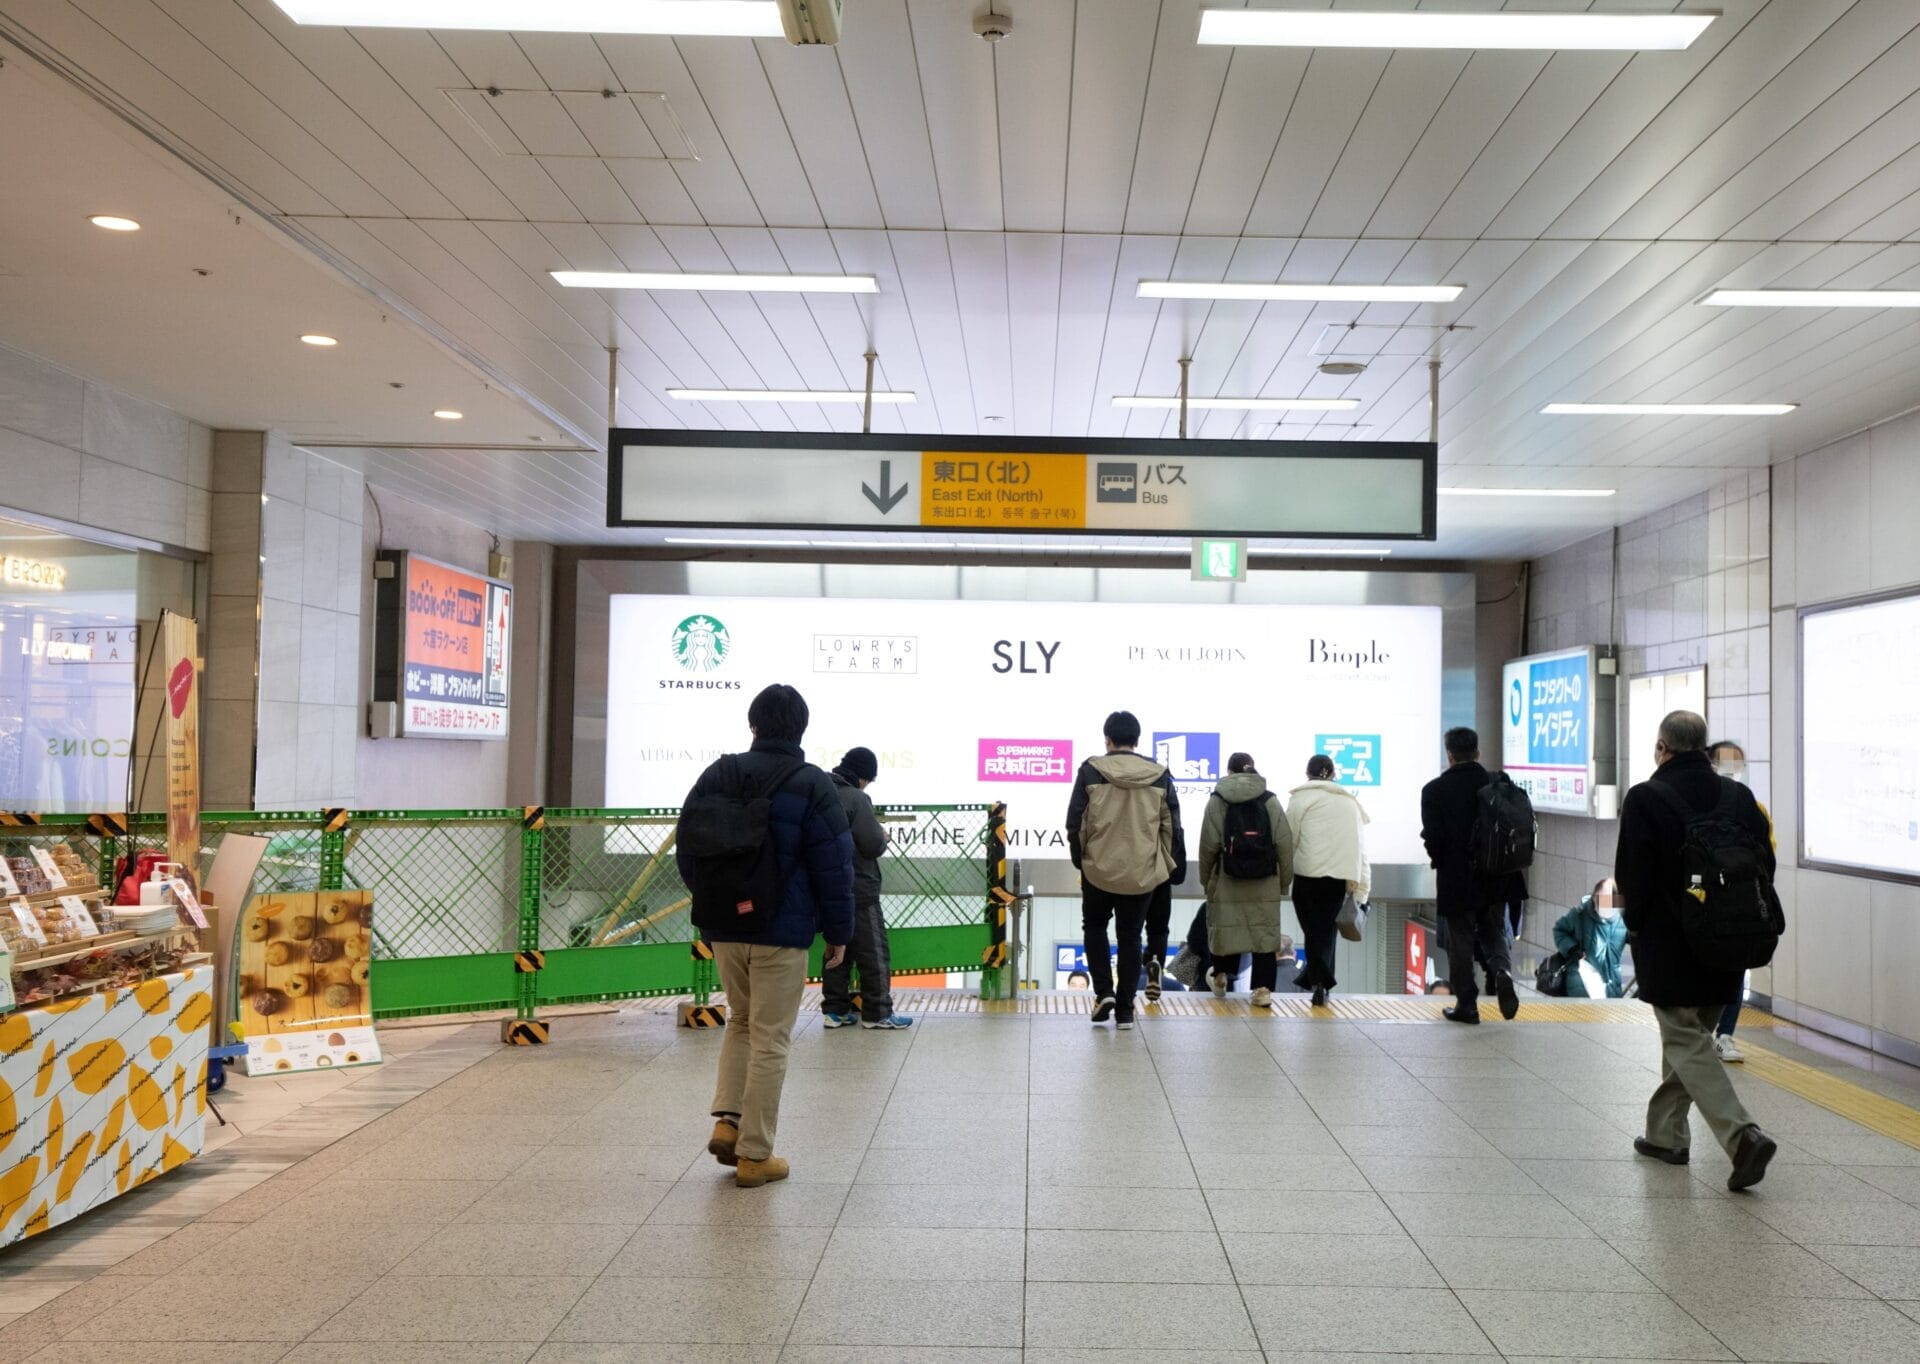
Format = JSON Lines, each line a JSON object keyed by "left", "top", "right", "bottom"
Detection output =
{"left": 676, "top": 739, "right": 856, "bottom": 950}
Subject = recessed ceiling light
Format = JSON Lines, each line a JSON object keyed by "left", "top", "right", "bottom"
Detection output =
{"left": 552, "top": 270, "right": 877, "bottom": 294}
{"left": 1440, "top": 487, "right": 1616, "bottom": 499}
{"left": 1139, "top": 281, "right": 1463, "bottom": 303}
{"left": 1196, "top": 9, "right": 1715, "bottom": 51}
{"left": 1318, "top": 361, "right": 1368, "bottom": 377}
{"left": 89, "top": 215, "right": 140, "bottom": 232}
{"left": 667, "top": 389, "right": 915, "bottom": 404}
{"left": 300, "top": 334, "right": 338, "bottom": 347}
{"left": 1114, "top": 396, "right": 1359, "bottom": 412}
{"left": 1703, "top": 289, "right": 1920, "bottom": 308}
{"left": 268, "top": 0, "right": 783, "bottom": 36}
{"left": 1542, "top": 403, "right": 1797, "bottom": 416}
{"left": 433, "top": 409, "right": 464, "bottom": 420}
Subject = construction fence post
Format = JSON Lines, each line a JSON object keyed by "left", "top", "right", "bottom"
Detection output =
{"left": 505, "top": 807, "right": 550, "bottom": 1044}
{"left": 678, "top": 937, "right": 725, "bottom": 1028}
{"left": 981, "top": 802, "right": 1011, "bottom": 1000}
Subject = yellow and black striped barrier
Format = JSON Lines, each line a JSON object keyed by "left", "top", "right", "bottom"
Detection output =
{"left": 982, "top": 941, "right": 1010, "bottom": 969}
{"left": 500, "top": 1017, "right": 549, "bottom": 1045}
{"left": 522, "top": 806, "right": 546, "bottom": 831}
{"left": 323, "top": 807, "right": 351, "bottom": 833}
{"left": 678, "top": 1004, "right": 727, "bottom": 1029}
{"left": 513, "top": 950, "right": 545, "bottom": 973}
{"left": 0, "top": 812, "right": 41, "bottom": 828}
{"left": 690, "top": 939, "right": 715, "bottom": 962}
{"left": 87, "top": 812, "right": 129, "bottom": 838}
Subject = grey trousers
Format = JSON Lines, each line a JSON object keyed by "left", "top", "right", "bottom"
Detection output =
{"left": 821, "top": 897, "right": 894, "bottom": 1021}
{"left": 1648, "top": 1004, "right": 1758, "bottom": 1157}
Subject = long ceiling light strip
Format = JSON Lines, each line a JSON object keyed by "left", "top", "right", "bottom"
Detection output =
{"left": 1542, "top": 403, "right": 1797, "bottom": 416}
{"left": 662, "top": 538, "right": 1194, "bottom": 554}
{"left": 1703, "top": 289, "right": 1920, "bottom": 308}
{"left": 270, "top": 0, "right": 783, "bottom": 35}
{"left": 552, "top": 271, "right": 878, "bottom": 293}
{"left": 1440, "top": 488, "right": 1616, "bottom": 499}
{"left": 1140, "top": 281, "right": 1462, "bottom": 303}
{"left": 1196, "top": 9, "right": 1715, "bottom": 51}
{"left": 1114, "top": 396, "right": 1360, "bottom": 412}
{"left": 667, "top": 389, "right": 915, "bottom": 404}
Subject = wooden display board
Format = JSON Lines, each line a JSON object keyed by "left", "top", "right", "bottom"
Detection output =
{"left": 0, "top": 966, "right": 212, "bottom": 1247}
{"left": 237, "top": 890, "right": 380, "bottom": 1074}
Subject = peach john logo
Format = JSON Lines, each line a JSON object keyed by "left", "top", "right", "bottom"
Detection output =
{"left": 978, "top": 739, "right": 1073, "bottom": 783}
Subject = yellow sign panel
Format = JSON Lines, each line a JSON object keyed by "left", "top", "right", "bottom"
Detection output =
{"left": 920, "top": 452, "right": 1087, "bottom": 530}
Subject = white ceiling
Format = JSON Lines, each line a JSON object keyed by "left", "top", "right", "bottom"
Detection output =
{"left": 0, "top": 52, "right": 576, "bottom": 447}
{"left": 3, "top": 0, "right": 1920, "bottom": 558}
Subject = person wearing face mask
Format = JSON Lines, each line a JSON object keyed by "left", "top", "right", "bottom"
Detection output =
{"left": 1707, "top": 740, "right": 1760, "bottom": 1061}
{"left": 1552, "top": 878, "right": 1629, "bottom": 998}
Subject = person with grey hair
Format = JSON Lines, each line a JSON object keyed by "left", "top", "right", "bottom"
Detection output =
{"left": 1615, "top": 710, "right": 1780, "bottom": 1191}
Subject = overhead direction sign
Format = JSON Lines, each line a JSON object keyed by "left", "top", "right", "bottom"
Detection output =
{"left": 609, "top": 429, "right": 1436, "bottom": 541}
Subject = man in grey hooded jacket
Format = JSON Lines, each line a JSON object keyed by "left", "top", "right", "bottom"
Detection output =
{"left": 821, "top": 746, "right": 912, "bottom": 1030}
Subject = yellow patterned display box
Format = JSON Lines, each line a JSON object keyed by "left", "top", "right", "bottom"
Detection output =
{"left": 0, "top": 966, "right": 212, "bottom": 1247}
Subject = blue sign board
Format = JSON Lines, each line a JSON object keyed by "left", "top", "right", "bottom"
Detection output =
{"left": 1525, "top": 654, "right": 1590, "bottom": 766}
{"left": 1315, "top": 733, "right": 1382, "bottom": 786}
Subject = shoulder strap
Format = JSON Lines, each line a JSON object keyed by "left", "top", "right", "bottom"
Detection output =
{"left": 1711, "top": 775, "right": 1745, "bottom": 820}
{"left": 756, "top": 756, "right": 808, "bottom": 801}
{"left": 1646, "top": 779, "right": 1698, "bottom": 825}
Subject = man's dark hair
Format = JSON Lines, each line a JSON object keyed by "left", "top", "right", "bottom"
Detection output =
{"left": 1659, "top": 710, "right": 1709, "bottom": 754}
{"left": 1104, "top": 711, "right": 1142, "bottom": 747}
{"left": 1227, "top": 751, "right": 1256, "bottom": 774}
{"left": 1444, "top": 727, "right": 1480, "bottom": 760}
{"left": 748, "top": 684, "right": 810, "bottom": 743}
{"left": 1306, "top": 754, "right": 1336, "bottom": 780}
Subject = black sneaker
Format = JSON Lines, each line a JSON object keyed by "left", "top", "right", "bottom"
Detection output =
{"left": 1728, "top": 1124, "right": 1778, "bottom": 1192}
{"left": 1442, "top": 1006, "right": 1481, "bottom": 1025}
{"left": 1496, "top": 973, "right": 1520, "bottom": 1021}
{"left": 1634, "top": 1137, "right": 1690, "bottom": 1166}
{"left": 1310, "top": 986, "right": 1329, "bottom": 1008}
{"left": 1116, "top": 1011, "right": 1135, "bottom": 1031}
{"left": 1143, "top": 961, "right": 1163, "bottom": 1003}
{"left": 1091, "top": 995, "right": 1116, "bottom": 1025}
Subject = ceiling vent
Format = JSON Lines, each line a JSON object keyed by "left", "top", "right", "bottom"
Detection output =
{"left": 1310, "top": 321, "right": 1472, "bottom": 361}
{"left": 445, "top": 88, "right": 697, "bottom": 161}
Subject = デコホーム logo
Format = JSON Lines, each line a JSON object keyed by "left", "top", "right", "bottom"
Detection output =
{"left": 671, "top": 615, "right": 732, "bottom": 673}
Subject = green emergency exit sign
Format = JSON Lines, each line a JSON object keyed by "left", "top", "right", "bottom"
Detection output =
{"left": 1191, "top": 538, "right": 1247, "bottom": 582}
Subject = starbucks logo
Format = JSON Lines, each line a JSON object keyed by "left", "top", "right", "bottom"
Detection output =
{"left": 671, "top": 615, "right": 732, "bottom": 673}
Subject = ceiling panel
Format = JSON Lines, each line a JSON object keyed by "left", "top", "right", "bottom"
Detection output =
{"left": 4, "top": 0, "right": 1920, "bottom": 562}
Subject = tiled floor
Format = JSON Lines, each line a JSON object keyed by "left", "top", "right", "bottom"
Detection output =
{"left": 7, "top": 1003, "right": 1920, "bottom": 1361}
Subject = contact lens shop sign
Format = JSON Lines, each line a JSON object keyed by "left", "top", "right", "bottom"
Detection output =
{"left": 397, "top": 554, "right": 511, "bottom": 739}
{"left": 1501, "top": 646, "right": 1603, "bottom": 816}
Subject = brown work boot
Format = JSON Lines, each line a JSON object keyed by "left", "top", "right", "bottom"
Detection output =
{"left": 707, "top": 1118, "right": 739, "bottom": 1167}
{"left": 735, "top": 1155, "right": 790, "bottom": 1188}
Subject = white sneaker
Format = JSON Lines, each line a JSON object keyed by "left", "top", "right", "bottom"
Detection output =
{"left": 1210, "top": 971, "right": 1229, "bottom": 999}
{"left": 1252, "top": 987, "right": 1273, "bottom": 1009}
{"left": 1715, "top": 1034, "right": 1745, "bottom": 1063}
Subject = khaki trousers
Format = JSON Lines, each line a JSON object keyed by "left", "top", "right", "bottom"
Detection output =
{"left": 1648, "top": 1004, "right": 1757, "bottom": 1157}
{"left": 710, "top": 942, "right": 809, "bottom": 1162}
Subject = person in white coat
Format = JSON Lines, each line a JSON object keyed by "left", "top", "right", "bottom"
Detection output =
{"left": 1285, "top": 754, "right": 1373, "bottom": 1007}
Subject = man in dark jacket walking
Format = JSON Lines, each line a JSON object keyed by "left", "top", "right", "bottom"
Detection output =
{"left": 1616, "top": 709, "right": 1779, "bottom": 1191}
{"left": 822, "top": 746, "right": 912, "bottom": 1031}
{"left": 677, "top": 684, "right": 853, "bottom": 1188}
{"left": 1420, "top": 727, "right": 1517, "bottom": 1022}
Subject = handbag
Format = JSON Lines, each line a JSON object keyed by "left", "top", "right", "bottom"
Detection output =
{"left": 1165, "top": 944, "right": 1204, "bottom": 990}
{"left": 1535, "top": 950, "right": 1571, "bottom": 997}
{"left": 1335, "top": 895, "right": 1367, "bottom": 943}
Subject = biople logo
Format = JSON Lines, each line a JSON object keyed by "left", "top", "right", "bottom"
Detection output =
{"left": 1153, "top": 731, "right": 1219, "bottom": 782}
{"left": 1307, "top": 639, "right": 1391, "bottom": 669}
{"left": 664, "top": 614, "right": 741, "bottom": 690}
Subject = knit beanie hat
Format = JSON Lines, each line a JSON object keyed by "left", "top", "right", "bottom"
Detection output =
{"left": 837, "top": 746, "right": 880, "bottom": 782}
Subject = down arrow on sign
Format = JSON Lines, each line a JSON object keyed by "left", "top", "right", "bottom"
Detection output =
{"left": 862, "top": 459, "right": 910, "bottom": 514}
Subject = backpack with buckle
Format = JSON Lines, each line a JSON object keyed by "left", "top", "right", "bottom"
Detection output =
{"left": 1219, "top": 796, "right": 1279, "bottom": 880}
{"left": 678, "top": 754, "right": 805, "bottom": 937}
{"left": 1471, "top": 772, "right": 1537, "bottom": 878}
{"left": 1651, "top": 780, "right": 1785, "bottom": 971}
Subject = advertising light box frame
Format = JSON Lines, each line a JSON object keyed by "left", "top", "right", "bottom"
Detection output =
{"left": 372, "top": 551, "right": 512, "bottom": 741}
{"left": 1798, "top": 586, "right": 1920, "bottom": 887}
{"left": 608, "top": 427, "right": 1438, "bottom": 542}
{"left": 1500, "top": 645, "right": 1618, "bottom": 819}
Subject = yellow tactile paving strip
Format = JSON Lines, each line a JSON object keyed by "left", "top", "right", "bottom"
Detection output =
{"left": 1737, "top": 1043, "right": 1920, "bottom": 1150}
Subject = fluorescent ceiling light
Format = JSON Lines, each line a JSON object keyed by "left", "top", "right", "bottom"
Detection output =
{"left": 1703, "top": 289, "right": 1920, "bottom": 308}
{"left": 1257, "top": 547, "right": 1393, "bottom": 557}
{"left": 299, "top": 334, "right": 338, "bottom": 347}
{"left": 89, "top": 215, "right": 140, "bottom": 231}
{"left": 1440, "top": 487, "right": 1615, "bottom": 499}
{"left": 1140, "top": 281, "right": 1462, "bottom": 303}
{"left": 663, "top": 537, "right": 1192, "bottom": 554}
{"left": 268, "top": 1, "right": 783, "bottom": 36}
{"left": 432, "top": 409, "right": 464, "bottom": 420}
{"left": 553, "top": 270, "right": 877, "bottom": 293}
{"left": 1543, "top": 402, "right": 1797, "bottom": 416}
{"left": 1114, "top": 396, "right": 1360, "bottom": 412}
{"left": 668, "top": 389, "right": 915, "bottom": 404}
{"left": 1196, "top": 9, "right": 1715, "bottom": 51}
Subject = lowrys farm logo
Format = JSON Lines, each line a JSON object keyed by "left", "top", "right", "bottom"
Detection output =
{"left": 664, "top": 614, "right": 740, "bottom": 690}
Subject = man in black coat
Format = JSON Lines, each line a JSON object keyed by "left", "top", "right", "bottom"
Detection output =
{"left": 1420, "top": 727, "right": 1517, "bottom": 1022}
{"left": 1616, "top": 709, "right": 1779, "bottom": 1192}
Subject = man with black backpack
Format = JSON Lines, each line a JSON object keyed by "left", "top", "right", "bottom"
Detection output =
{"left": 675, "top": 684, "right": 853, "bottom": 1189}
{"left": 1616, "top": 710, "right": 1781, "bottom": 1192}
{"left": 1198, "top": 752, "right": 1294, "bottom": 1008}
{"left": 1420, "top": 727, "right": 1523, "bottom": 1023}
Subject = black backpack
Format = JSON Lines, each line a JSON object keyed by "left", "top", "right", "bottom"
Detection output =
{"left": 1651, "top": 780, "right": 1785, "bottom": 971}
{"left": 678, "top": 755, "right": 804, "bottom": 937}
{"left": 1219, "top": 795, "right": 1279, "bottom": 880}
{"left": 1470, "top": 773, "right": 1537, "bottom": 878}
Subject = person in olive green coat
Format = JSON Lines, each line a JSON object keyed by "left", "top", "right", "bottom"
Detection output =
{"left": 1198, "top": 753, "right": 1296, "bottom": 1008}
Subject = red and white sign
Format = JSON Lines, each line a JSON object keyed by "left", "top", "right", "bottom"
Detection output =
{"left": 1404, "top": 919, "right": 1429, "bottom": 995}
